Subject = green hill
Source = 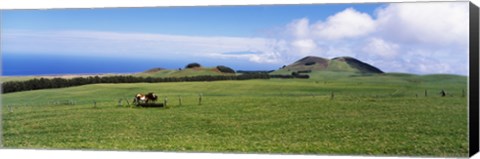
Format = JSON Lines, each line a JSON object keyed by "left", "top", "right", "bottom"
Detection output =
{"left": 136, "top": 66, "right": 235, "bottom": 78}
{"left": 275, "top": 56, "right": 383, "bottom": 74}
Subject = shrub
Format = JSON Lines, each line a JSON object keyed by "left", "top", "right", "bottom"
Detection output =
{"left": 298, "top": 70, "right": 312, "bottom": 73}
{"left": 216, "top": 65, "right": 235, "bottom": 73}
{"left": 185, "top": 63, "right": 201, "bottom": 69}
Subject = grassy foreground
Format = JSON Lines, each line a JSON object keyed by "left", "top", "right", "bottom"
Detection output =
{"left": 1, "top": 73, "right": 468, "bottom": 157}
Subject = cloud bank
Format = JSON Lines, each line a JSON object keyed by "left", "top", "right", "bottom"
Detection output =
{"left": 1, "top": 2, "right": 469, "bottom": 75}
{"left": 2, "top": 30, "right": 271, "bottom": 60}
{"left": 269, "top": 2, "right": 469, "bottom": 75}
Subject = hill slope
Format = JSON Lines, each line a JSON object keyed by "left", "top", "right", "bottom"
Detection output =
{"left": 137, "top": 66, "right": 235, "bottom": 78}
{"left": 279, "top": 56, "right": 383, "bottom": 74}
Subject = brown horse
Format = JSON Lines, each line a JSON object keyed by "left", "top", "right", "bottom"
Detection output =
{"left": 134, "top": 92, "right": 158, "bottom": 105}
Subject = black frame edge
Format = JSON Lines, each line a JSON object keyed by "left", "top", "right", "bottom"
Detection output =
{"left": 470, "top": 1, "right": 480, "bottom": 157}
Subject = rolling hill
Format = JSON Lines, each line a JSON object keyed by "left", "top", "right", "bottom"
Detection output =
{"left": 276, "top": 56, "right": 384, "bottom": 74}
{"left": 136, "top": 65, "right": 236, "bottom": 78}
{"left": 138, "top": 56, "right": 384, "bottom": 79}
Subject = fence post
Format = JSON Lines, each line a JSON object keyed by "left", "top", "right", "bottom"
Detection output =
{"left": 199, "top": 93, "right": 203, "bottom": 105}
{"left": 425, "top": 89, "right": 428, "bottom": 97}
{"left": 164, "top": 97, "right": 168, "bottom": 107}
{"left": 8, "top": 105, "right": 13, "bottom": 113}
{"left": 179, "top": 96, "right": 182, "bottom": 106}
{"left": 331, "top": 91, "right": 334, "bottom": 100}
{"left": 118, "top": 99, "right": 123, "bottom": 106}
{"left": 125, "top": 98, "right": 130, "bottom": 106}
{"left": 441, "top": 89, "right": 446, "bottom": 97}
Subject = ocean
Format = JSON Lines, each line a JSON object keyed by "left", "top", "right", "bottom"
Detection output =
{"left": 1, "top": 53, "right": 279, "bottom": 76}
{"left": 1, "top": 53, "right": 184, "bottom": 76}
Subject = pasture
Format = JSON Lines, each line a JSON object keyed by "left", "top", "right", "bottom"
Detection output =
{"left": 1, "top": 73, "right": 468, "bottom": 157}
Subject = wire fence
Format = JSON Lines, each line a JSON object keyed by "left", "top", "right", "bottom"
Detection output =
{"left": 2, "top": 88, "right": 466, "bottom": 113}
{"left": 2, "top": 94, "right": 212, "bottom": 110}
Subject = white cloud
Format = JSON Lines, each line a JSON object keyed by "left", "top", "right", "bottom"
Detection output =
{"left": 361, "top": 37, "right": 399, "bottom": 58}
{"left": 312, "top": 8, "right": 376, "bottom": 40}
{"left": 1, "top": 30, "right": 277, "bottom": 61}
{"left": 273, "top": 7, "right": 378, "bottom": 60}
{"left": 203, "top": 39, "right": 290, "bottom": 64}
{"left": 375, "top": 2, "right": 469, "bottom": 46}
{"left": 206, "top": 50, "right": 284, "bottom": 64}
{"left": 273, "top": 2, "right": 469, "bottom": 75}
{"left": 291, "top": 39, "right": 317, "bottom": 55}
{"left": 287, "top": 18, "right": 311, "bottom": 39}
{"left": 365, "top": 50, "right": 462, "bottom": 75}
{"left": 370, "top": 2, "right": 469, "bottom": 75}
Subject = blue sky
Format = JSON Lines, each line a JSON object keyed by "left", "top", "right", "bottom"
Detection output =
{"left": 2, "top": 4, "right": 383, "bottom": 37}
{"left": 1, "top": 2, "right": 470, "bottom": 75}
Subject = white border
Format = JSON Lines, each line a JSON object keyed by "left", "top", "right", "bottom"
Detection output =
{"left": 0, "top": 149, "right": 466, "bottom": 159}
{"left": 0, "top": 0, "right": 478, "bottom": 159}
{"left": 0, "top": 0, "right": 472, "bottom": 10}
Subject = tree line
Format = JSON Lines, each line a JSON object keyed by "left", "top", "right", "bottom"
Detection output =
{"left": 2, "top": 73, "right": 308, "bottom": 93}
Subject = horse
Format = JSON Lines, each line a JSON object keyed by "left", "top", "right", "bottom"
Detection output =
{"left": 134, "top": 92, "right": 158, "bottom": 105}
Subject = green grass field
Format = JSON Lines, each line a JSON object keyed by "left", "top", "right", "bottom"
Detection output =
{"left": 1, "top": 73, "right": 468, "bottom": 157}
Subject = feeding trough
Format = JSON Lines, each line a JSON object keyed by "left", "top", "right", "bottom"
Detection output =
{"left": 136, "top": 103, "right": 164, "bottom": 108}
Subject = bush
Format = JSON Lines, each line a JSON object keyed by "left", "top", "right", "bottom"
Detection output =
{"left": 294, "top": 74, "right": 310, "bottom": 79}
{"left": 298, "top": 70, "right": 312, "bottom": 73}
{"left": 185, "top": 63, "right": 201, "bottom": 69}
{"left": 1, "top": 74, "right": 275, "bottom": 94}
{"left": 216, "top": 65, "right": 235, "bottom": 73}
